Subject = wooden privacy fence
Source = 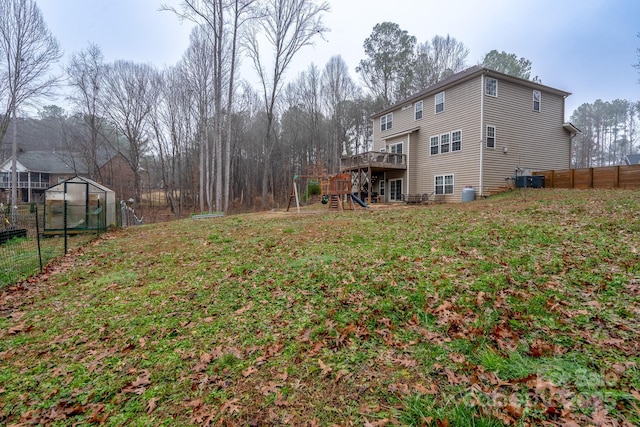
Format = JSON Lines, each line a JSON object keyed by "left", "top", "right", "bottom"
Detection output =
{"left": 533, "top": 164, "right": 640, "bottom": 189}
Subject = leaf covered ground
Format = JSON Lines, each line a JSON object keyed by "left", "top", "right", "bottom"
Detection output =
{"left": 1, "top": 189, "right": 639, "bottom": 426}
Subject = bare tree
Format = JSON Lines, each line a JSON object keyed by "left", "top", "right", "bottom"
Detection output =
{"left": 0, "top": 0, "right": 62, "bottom": 207}
{"left": 150, "top": 65, "right": 197, "bottom": 218}
{"left": 66, "top": 43, "right": 108, "bottom": 181}
{"left": 162, "top": 0, "right": 256, "bottom": 212}
{"left": 100, "top": 61, "right": 161, "bottom": 208}
{"left": 244, "top": 0, "right": 329, "bottom": 207}
{"left": 180, "top": 27, "right": 215, "bottom": 212}
{"left": 322, "top": 55, "right": 358, "bottom": 172}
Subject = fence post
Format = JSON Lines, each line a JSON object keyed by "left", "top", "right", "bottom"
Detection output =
{"left": 570, "top": 169, "right": 575, "bottom": 189}
{"left": 35, "top": 205, "right": 43, "bottom": 273}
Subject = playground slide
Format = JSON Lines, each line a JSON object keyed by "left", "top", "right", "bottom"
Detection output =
{"left": 351, "top": 194, "right": 369, "bottom": 209}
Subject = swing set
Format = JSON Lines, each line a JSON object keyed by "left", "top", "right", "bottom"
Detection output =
{"left": 287, "top": 172, "right": 355, "bottom": 212}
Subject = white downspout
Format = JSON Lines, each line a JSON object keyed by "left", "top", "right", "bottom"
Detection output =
{"left": 406, "top": 133, "right": 410, "bottom": 194}
{"left": 479, "top": 74, "right": 485, "bottom": 196}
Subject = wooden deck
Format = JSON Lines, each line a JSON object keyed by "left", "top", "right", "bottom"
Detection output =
{"left": 341, "top": 151, "right": 407, "bottom": 172}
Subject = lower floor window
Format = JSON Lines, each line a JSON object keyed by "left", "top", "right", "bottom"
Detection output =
{"left": 389, "top": 179, "right": 402, "bottom": 201}
{"left": 379, "top": 179, "right": 385, "bottom": 196}
{"left": 435, "top": 174, "right": 454, "bottom": 195}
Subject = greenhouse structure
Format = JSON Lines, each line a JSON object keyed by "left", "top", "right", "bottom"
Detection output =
{"left": 44, "top": 176, "right": 116, "bottom": 233}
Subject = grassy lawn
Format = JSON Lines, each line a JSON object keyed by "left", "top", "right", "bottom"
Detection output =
{"left": 1, "top": 189, "right": 639, "bottom": 426}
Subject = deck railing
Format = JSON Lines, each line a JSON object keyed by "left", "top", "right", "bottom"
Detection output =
{"left": 340, "top": 151, "right": 407, "bottom": 170}
{"left": 0, "top": 180, "right": 50, "bottom": 189}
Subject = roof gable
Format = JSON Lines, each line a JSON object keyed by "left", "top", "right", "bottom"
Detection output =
{"left": 0, "top": 159, "right": 27, "bottom": 173}
{"left": 625, "top": 154, "right": 640, "bottom": 165}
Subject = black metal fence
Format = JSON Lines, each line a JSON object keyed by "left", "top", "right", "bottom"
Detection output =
{"left": 0, "top": 203, "right": 98, "bottom": 288}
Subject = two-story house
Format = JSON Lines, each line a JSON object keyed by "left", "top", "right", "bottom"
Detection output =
{"left": 342, "top": 65, "right": 579, "bottom": 203}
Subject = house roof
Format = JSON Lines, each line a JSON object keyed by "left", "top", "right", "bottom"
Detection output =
{"left": 7, "top": 151, "right": 89, "bottom": 174}
{"left": 625, "top": 154, "right": 640, "bottom": 165}
{"left": 0, "top": 149, "right": 121, "bottom": 174}
{"left": 372, "top": 66, "right": 572, "bottom": 119}
{"left": 563, "top": 122, "right": 581, "bottom": 135}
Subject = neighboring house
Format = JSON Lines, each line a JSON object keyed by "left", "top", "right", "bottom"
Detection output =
{"left": 624, "top": 154, "right": 640, "bottom": 165}
{"left": 0, "top": 150, "right": 134, "bottom": 204}
{"left": 341, "top": 65, "right": 579, "bottom": 202}
{"left": 98, "top": 153, "right": 136, "bottom": 202}
{"left": 0, "top": 151, "right": 85, "bottom": 203}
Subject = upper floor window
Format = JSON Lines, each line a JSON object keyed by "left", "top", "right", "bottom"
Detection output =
{"left": 533, "top": 90, "right": 541, "bottom": 112}
{"left": 390, "top": 142, "right": 403, "bottom": 154}
{"left": 430, "top": 136, "right": 439, "bottom": 155}
{"left": 440, "top": 133, "right": 450, "bottom": 154}
{"left": 380, "top": 113, "right": 393, "bottom": 131}
{"left": 415, "top": 100, "right": 423, "bottom": 120}
{"left": 435, "top": 92, "right": 445, "bottom": 113}
{"left": 431, "top": 131, "right": 462, "bottom": 155}
{"left": 486, "top": 125, "right": 496, "bottom": 148}
{"left": 451, "top": 130, "right": 462, "bottom": 152}
{"left": 485, "top": 78, "right": 497, "bottom": 97}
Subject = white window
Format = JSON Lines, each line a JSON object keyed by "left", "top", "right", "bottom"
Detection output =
{"left": 485, "top": 78, "right": 497, "bottom": 97}
{"left": 379, "top": 179, "right": 385, "bottom": 196}
{"left": 390, "top": 143, "right": 403, "bottom": 154}
{"left": 452, "top": 130, "right": 462, "bottom": 152}
{"left": 389, "top": 179, "right": 403, "bottom": 201}
{"left": 486, "top": 125, "right": 496, "bottom": 148}
{"left": 415, "top": 100, "right": 423, "bottom": 120}
{"left": 430, "top": 136, "right": 439, "bottom": 155}
{"left": 380, "top": 113, "right": 393, "bottom": 131}
{"left": 435, "top": 174, "right": 454, "bottom": 195}
{"left": 533, "top": 90, "right": 541, "bottom": 112}
{"left": 440, "top": 133, "right": 450, "bottom": 154}
{"left": 435, "top": 92, "right": 444, "bottom": 113}
{"left": 389, "top": 142, "right": 403, "bottom": 163}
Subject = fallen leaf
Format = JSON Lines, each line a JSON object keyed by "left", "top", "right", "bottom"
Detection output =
{"left": 200, "top": 352, "right": 212, "bottom": 364}
{"left": 528, "top": 339, "right": 554, "bottom": 358}
{"left": 242, "top": 366, "right": 258, "bottom": 377}
{"left": 392, "top": 356, "right": 418, "bottom": 367}
{"left": 364, "top": 418, "right": 390, "bottom": 427}
{"left": 122, "top": 370, "right": 151, "bottom": 394}
{"left": 318, "top": 359, "right": 332, "bottom": 375}
{"left": 414, "top": 383, "right": 438, "bottom": 395}
{"left": 235, "top": 301, "right": 254, "bottom": 315}
{"left": 505, "top": 402, "right": 523, "bottom": 419}
{"left": 476, "top": 291, "right": 486, "bottom": 307}
{"left": 147, "top": 397, "right": 159, "bottom": 414}
{"left": 260, "top": 381, "right": 283, "bottom": 395}
{"left": 8, "top": 323, "right": 33, "bottom": 335}
{"left": 121, "top": 343, "right": 136, "bottom": 354}
{"left": 448, "top": 353, "right": 466, "bottom": 363}
{"left": 87, "top": 404, "right": 107, "bottom": 423}
{"left": 221, "top": 398, "right": 241, "bottom": 414}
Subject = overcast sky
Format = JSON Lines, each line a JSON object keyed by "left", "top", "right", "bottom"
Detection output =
{"left": 37, "top": 0, "right": 640, "bottom": 118}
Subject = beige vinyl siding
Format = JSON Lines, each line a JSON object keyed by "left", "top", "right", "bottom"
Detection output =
{"left": 411, "top": 77, "right": 483, "bottom": 201}
{"left": 482, "top": 79, "right": 570, "bottom": 192}
{"left": 371, "top": 67, "right": 570, "bottom": 202}
{"left": 375, "top": 104, "right": 417, "bottom": 197}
